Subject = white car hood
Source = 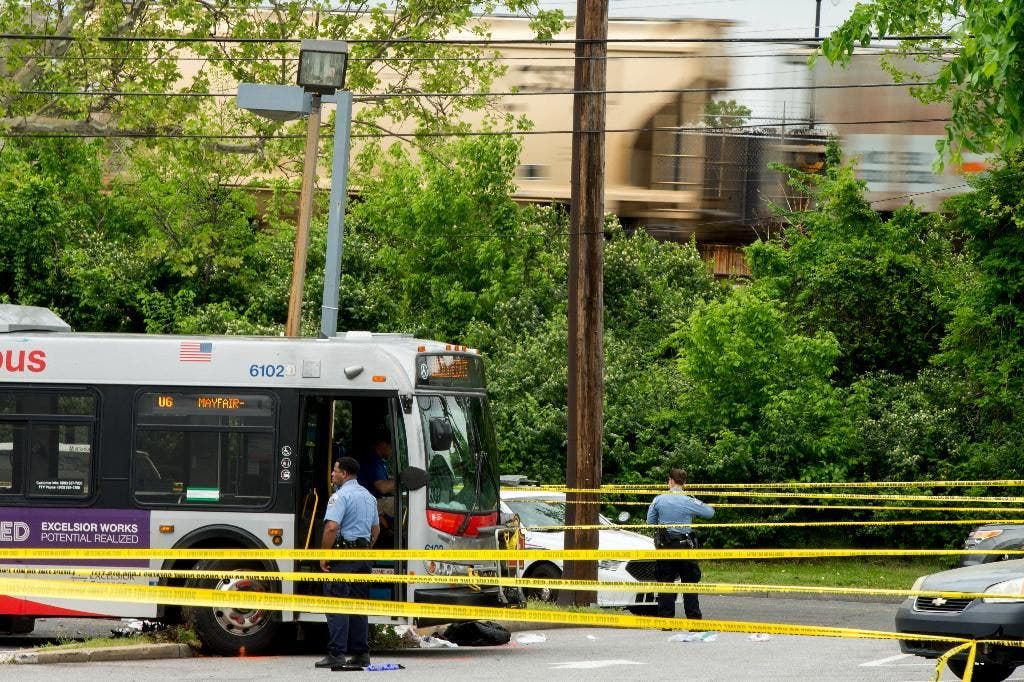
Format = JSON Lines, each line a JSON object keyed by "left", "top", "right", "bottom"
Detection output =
{"left": 524, "top": 527, "right": 654, "bottom": 551}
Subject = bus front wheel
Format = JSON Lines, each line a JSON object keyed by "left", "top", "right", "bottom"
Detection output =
{"left": 183, "top": 559, "right": 280, "bottom": 656}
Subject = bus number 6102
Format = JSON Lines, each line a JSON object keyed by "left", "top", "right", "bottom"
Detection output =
{"left": 249, "top": 364, "right": 285, "bottom": 378}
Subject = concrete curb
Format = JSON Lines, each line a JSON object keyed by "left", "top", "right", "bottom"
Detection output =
{"left": 6, "top": 642, "right": 194, "bottom": 665}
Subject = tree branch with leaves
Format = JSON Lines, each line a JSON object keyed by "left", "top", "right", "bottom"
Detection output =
{"left": 819, "top": 0, "right": 1024, "bottom": 162}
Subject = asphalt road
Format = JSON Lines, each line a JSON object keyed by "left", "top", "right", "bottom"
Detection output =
{"left": 2, "top": 596, "right": 1015, "bottom": 681}
{"left": 0, "top": 594, "right": 900, "bottom": 651}
{"left": 0, "top": 625, "right": 978, "bottom": 682}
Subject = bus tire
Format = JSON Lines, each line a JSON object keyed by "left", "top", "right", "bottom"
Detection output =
{"left": 183, "top": 559, "right": 280, "bottom": 656}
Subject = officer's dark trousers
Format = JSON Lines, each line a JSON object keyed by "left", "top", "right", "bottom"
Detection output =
{"left": 325, "top": 559, "right": 371, "bottom": 657}
{"left": 655, "top": 556, "right": 702, "bottom": 620}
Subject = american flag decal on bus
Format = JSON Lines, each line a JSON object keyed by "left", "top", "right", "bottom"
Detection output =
{"left": 179, "top": 341, "right": 213, "bottom": 363}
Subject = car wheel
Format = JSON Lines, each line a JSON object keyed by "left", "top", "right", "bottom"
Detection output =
{"left": 946, "top": 659, "right": 1017, "bottom": 682}
{"left": 183, "top": 559, "right": 281, "bottom": 656}
{"left": 627, "top": 605, "right": 659, "bottom": 616}
{"left": 524, "top": 563, "right": 561, "bottom": 603}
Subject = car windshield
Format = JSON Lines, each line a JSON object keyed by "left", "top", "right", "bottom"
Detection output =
{"left": 505, "top": 499, "right": 612, "bottom": 530}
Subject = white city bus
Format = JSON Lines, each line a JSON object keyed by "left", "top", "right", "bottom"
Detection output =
{"left": 0, "top": 305, "right": 520, "bottom": 655}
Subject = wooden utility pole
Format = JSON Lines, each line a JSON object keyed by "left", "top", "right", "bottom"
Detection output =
{"left": 560, "top": 0, "right": 607, "bottom": 607}
{"left": 286, "top": 93, "right": 322, "bottom": 337}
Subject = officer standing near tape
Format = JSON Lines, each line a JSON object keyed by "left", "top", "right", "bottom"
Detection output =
{"left": 646, "top": 468, "right": 715, "bottom": 622}
{"left": 316, "top": 456, "right": 380, "bottom": 669}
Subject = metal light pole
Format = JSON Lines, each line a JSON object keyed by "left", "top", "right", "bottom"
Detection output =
{"left": 237, "top": 40, "right": 351, "bottom": 338}
{"left": 808, "top": 0, "right": 822, "bottom": 130}
{"left": 320, "top": 90, "right": 352, "bottom": 339}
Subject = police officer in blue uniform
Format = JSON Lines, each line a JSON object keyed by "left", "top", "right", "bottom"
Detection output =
{"left": 316, "top": 456, "right": 380, "bottom": 669}
{"left": 646, "top": 468, "right": 715, "bottom": 622}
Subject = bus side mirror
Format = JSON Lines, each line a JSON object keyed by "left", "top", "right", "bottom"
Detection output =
{"left": 399, "top": 466, "right": 428, "bottom": 491}
{"left": 428, "top": 417, "right": 453, "bottom": 451}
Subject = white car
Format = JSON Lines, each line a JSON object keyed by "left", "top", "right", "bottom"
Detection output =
{"left": 500, "top": 487, "right": 659, "bottom": 613}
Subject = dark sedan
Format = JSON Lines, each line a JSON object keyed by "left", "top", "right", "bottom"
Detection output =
{"left": 961, "top": 524, "right": 1024, "bottom": 567}
{"left": 896, "top": 559, "right": 1024, "bottom": 681}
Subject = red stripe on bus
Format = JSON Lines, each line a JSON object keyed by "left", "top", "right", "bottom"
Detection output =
{"left": 0, "top": 595, "right": 101, "bottom": 617}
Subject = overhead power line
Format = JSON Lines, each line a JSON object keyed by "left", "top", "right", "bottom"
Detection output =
{"left": 14, "top": 80, "right": 938, "bottom": 101}
{"left": 0, "top": 32, "right": 953, "bottom": 45}
{"left": 0, "top": 117, "right": 952, "bottom": 141}
{"left": 15, "top": 48, "right": 958, "bottom": 63}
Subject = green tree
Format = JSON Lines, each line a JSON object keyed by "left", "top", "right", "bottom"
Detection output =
{"left": 747, "top": 147, "right": 958, "bottom": 383}
{"left": 0, "top": 2, "right": 566, "bottom": 334}
{"left": 846, "top": 369, "right": 962, "bottom": 482}
{"left": 935, "top": 148, "right": 1024, "bottom": 477}
{"left": 601, "top": 226, "right": 724, "bottom": 482}
{"left": 702, "top": 99, "right": 752, "bottom": 128}
{"left": 669, "top": 289, "right": 850, "bottom": 482}
{"left": 820, "top": 0, "right": 1024, "bottom": 160}
{"left": 0, "top": 1, "right": 564, "bottom": 144}
{"left": 345, "top": 134, "right": 560, "bottom": 341}
{"left": 0, "top": 138, "right": 107, "bottom": 315}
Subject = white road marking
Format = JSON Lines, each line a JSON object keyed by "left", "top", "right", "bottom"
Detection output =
{"left": 550, "top": 660, "right": 645, "bottom": 670}
{"left": 861, "top": 653, "right": 927, "bottom": 667}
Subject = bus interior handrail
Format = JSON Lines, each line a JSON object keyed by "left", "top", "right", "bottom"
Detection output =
{"left": 303, "top": 488, "right": 319, "bottom": 550}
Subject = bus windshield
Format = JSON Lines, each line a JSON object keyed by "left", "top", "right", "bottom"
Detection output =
{"left": 420, "top": 393, "right": 498, "bottom": 515}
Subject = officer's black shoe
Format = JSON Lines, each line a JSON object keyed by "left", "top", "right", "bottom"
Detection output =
{"left": 344, "top": 652, "right": 371, "bottom": 668}
{"left": 314, "top": 654, "right": 347, "bottom": 668}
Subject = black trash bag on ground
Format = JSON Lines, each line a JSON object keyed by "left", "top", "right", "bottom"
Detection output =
{"left": 442, "top": 620, "right": 511, "bottom": 646}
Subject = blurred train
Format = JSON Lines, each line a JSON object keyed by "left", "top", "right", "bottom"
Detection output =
{"left": 469, "top": 17, "right": 987, "bottom": 276}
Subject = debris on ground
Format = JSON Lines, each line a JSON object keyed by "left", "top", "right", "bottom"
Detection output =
{"left": 442, "top": 620, "right": 511, "bottom": 647}
{"left": 420, "top": 635, "right": 457, "bottom": 649}
{"left": 389, "top": 625, "right": 458, "bottom": 649}
{"left": 110, "top": 620, "right": 167, "bottom": 638}
{"left": 668, "top": 631, "right": 717, "bottom": 643}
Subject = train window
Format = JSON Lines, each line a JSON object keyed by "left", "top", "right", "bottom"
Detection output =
{"left": 517, "top": 164, "right": 549, "bottom": 180}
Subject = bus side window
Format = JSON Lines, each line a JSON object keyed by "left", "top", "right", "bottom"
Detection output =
{"left": 0, "top": 423, "right": 23, "bottom": 493}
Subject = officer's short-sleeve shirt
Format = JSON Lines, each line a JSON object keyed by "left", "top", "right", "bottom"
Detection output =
{"left": 324, "top": 479, "right": 377, "bottom": 541}
{"left": 646, "top": 487, "right": 715, "bottom": 534}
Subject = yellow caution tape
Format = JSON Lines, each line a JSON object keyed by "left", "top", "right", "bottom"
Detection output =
{"left": 503, "top": 497, "right": 1024, "bottom": 514}
{"left": 0, "top": 547, "right": 1020, "bottom": 561}
{"left": 0, "top": 576, "right": 1010, "bottom": 680}
{"left": 936, "top": 642, "right": 976, "bottom": 682}
{"left": 529, "top": 519, "right": 1024, "bottom": 531}
{"left": 712, "top": 504, "right": 1024, "bottom": 514}
{"left": 509, "top": 479, "right": 1024, "bottom": 491}
{"left": 2, "top": 565, "right": 1021, "bottom": 603}
{"left": 548, "top": 489, "right": 1024, "bottom": 503}
{"left": 0, "top": 575, "right": 967, "bottom": 642}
